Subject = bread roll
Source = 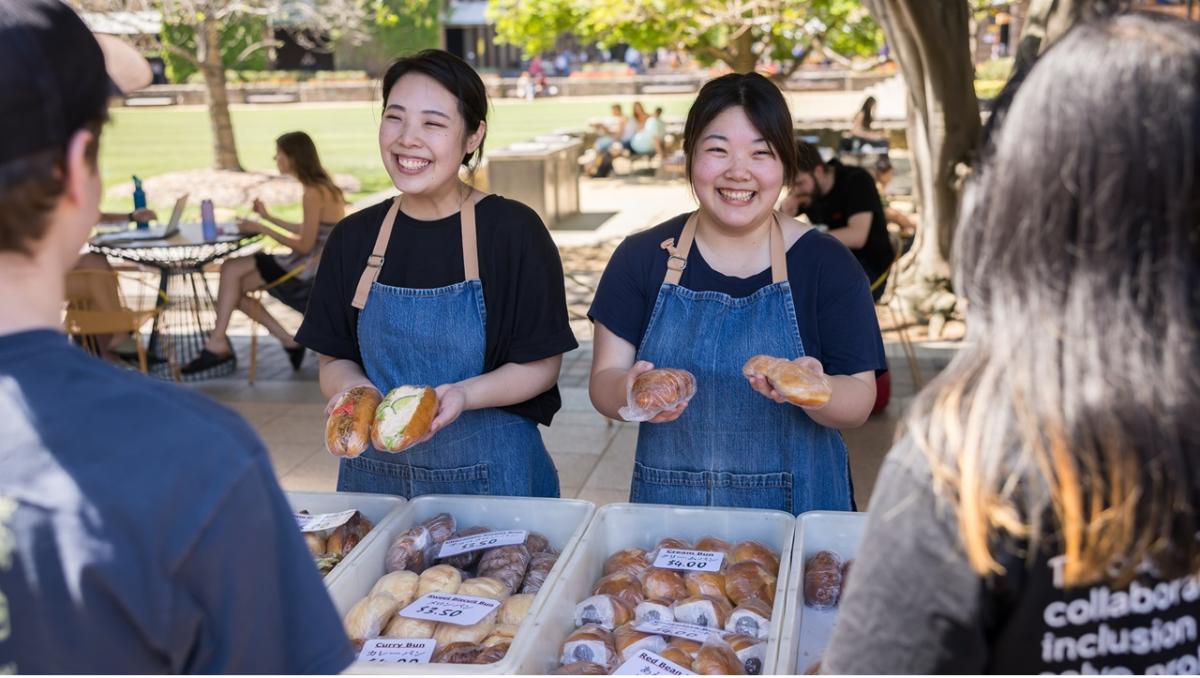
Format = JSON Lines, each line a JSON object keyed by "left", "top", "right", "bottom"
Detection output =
{"left": 692, "top": 536, "right": 732, "bottom": 559}
{"left": 526, "top": 531, "right": 551, "bottom": 554}
{"left": 603, "top": 548, "right": 652, "bottom": 578}
{"left": 433, "top": 611, "right": 496, "bottom": 645}
{"left": 726, "top": 561, "right": 777, "bottom": 606}
{"left": 303, "top": 531, "right": 326, "bottom": 556}
{"left": 803, "top": 550, "right": 843, "bottom": 609}
{"left": 325, "top": 386, "right": 382, "bottom": 457}
{"left": 560, "top": 625, "right": 618, "bottom": 670}
{"left": 385, "top": 525, "right": 432, "bottom": 573}
{"left": 382, "top": 615, "right": 436, "bottom": 639}
{"left": 685, "top": 571, "right": 727, "bottom": 600}
{"left": 484, "top": 623, "right": 519, "bottom": 646}
{"left": 613, "top": 622, "right": 668, "bottom": 660}
{"left": 730, "top": 541, "right": 780, "bottom": 575}
{"left": 472, "top": 642, "right": 510, "bottom": 664}
{"left": 655, "top": 537, "right": 692, "bottom": 551}
{"left": 725, "top": 633, "right": 767, "bottom": 675}
{"left": 660, "top": 644, "right": 695, "bottom": 667}
{"left": 417, "top": 564, "right": 463, "bottom": 597}
{"left": 343, "top": 594, "right": 400, "bottom": 646}
{"left": 423, "top": 512, "right": 456, "bottom": 544}
{"left": 692, "top": 640, "right": 747, "bottom": 675}
{"left": 726, "top": 598, "right": 772, "bottom": 640}
{"left": 641, "top": 568, "right": 688, "bottom": 602}
{"left": 593, "top": 571, "right": 645, "bottom": 610}
{"left": 498, "top": 593, "right": 536, "bottom": 626}
{"left": 634, "top": 598, "right": 675, "bottom": 624}
{"left": 672, "top": 595, "right": 733, "bottom": 629}
{"left": 477, "top": 544, "right": 531, "bottom": 594}
{"left": 662, "top": 638, "right": 702, "bottom": 662}
{"left": 458, "top": 576, "right": 510, "bottom": 602}
{"left": 369, "top": 570, "right": 420, "bottom": 607}
{"left": 371, "top": 385, "right": 438, "bottom": 452}
{"left": 521, "top": 551, "right": 558, "bottom": 594}
{"left": 432, "top": 642, "right": 482, "bottom": 664}
{"left": 741, "top": 355, "right": 831, "bottom": 408}
{"left": 574, "top": 594, "right": 633, "bottom": 630}
{"left": 630, "top": 368, "right": 697, "bottom": 412}
{"left": 552, "top": 662, "right": 608, "bottom": 675}
{"left": 439, "top": 526, "right": 491, "bottom": 570}
{"left": 328, "top": 513, "right": 373, "bottom": 558}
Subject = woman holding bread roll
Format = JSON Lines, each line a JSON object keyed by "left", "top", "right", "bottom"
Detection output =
{"left": 296, "top": 50, "right": 576, "bottom": 497}
{"left": 588, "top": 73, "right": 885, "bottom": 513}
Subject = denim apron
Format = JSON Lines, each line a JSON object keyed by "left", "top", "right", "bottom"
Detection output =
{"left": 630, "top": 212, "right": 853, "bottom": 514}
{"left": 335, "top": 195, "right": 559, "bottom": 498}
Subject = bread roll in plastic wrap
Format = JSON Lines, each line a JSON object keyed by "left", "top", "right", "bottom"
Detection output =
{"left": 560, "top": 625, "right": 619, "bottom": 670}
{"left": 672, "top": 595, "right": 733, "bottom": 629}
{"left": 324, "top": 386, "right": 382, "bottom": 458}
{"left": 434, "top": 611, "right": 496, "bottom": 645}
{"left": 485, "top": 623, "right": 519, "bottom": 645}
{"left": 692, "top": 638, "right": 747, "bottom": 675}
{"left": 692, "top": 536, "right": 732, "bottom": 560}
{"left": 726, "top": 598, "right": 772, "bottom": 640}
{"left": 383, "top": 615, "right": 436, "bottom": 639}
{"left": 368, "top": 570, "right": 420, "bottom": 606}
{"left": 662, "top": 638, "right": 702, "bottom": 663}
{"left": 343, "top": 594, "right": 400, "bottom": 646}
{"left": 552, "top": 661, "right": 608, "bottom": 675}
{"left": 498, "top": 592, "right": 535, "bottom": 626}
{"left": 432, "top": 642, "right": 483, "bottom": 664}
{"left": 619, "top": 368, "right": 697, "bottom": 422}
{"left": 573, "top": 594, "right": 633, "bottom": 630}
{"left": 526, "top": 531, "right": 550, "bottom": 554}
{"left": 641, "top": 568, "right": 688, "bottom": 602}
{"left": 660, "top": 643, "right": 695, "bottom": 667}
{"left": 655, "top": 537, "right": 691, "bottom": 551}
{"left": 385, "top": 525, "right": 432, "bottom": 573}
{"left": 613, "top": 622, "right": 668, "bottom": 660}
{"left": 725, "top": 633, "right": 767, "bottom": 675}
{"left": 472, "top": 642, "right": 510, "bottom": 664}
{"left": 520, "top": 551, "right": 558, "bottom": 594}
{"left": 593, "top": 571, "right": 645, "bottom": 610}
{"left": 741, "top": 354, "right": 832, "bottom": 408}
{"left": 603, "top": 548, "right": 653, "bottom": 578}
{"left": 725, "top": 561, "right": 777, "bottom": 606}
{"left": 803, "top": 550, "right": 843, "bottom": 609}
{"left": 730, "top": 541, "right": 780, "bottom": 575}
{"left": 438, "top": 526, "right": 491, "bottom": 570}
{"left": 458, "top": 576, "right": 510, "bottom": 602}
{"left": 634, "top": 598, "right": 675, "bottom": 624}
{"left": 685, "top": 570, "right": 727, "bottom": 599}
{"left": 477, "top": 544, "right": 531, "bottom": 594}
{"left": 417, "top": 564, "right": 463, "bottom": 597}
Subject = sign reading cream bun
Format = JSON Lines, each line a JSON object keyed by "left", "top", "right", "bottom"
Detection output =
{"left": 371, "top": 385, "right": 438, "bottom": 452}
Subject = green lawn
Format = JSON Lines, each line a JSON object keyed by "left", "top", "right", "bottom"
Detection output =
{"left": 100, "top": 96, "right": 695, "bottom": 218}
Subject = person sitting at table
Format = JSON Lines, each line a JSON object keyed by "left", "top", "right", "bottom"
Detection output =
{"left": 629, "top": 106, "right": 667, "bottom": 158}
{"left": 870, "top": 156, "right": 917, "bottom": 242}
{"left": 848, "top": 95, "right": 889, "bottom": 148}
{"left": 182, "top": 131, "right": 345, "bottom": 375}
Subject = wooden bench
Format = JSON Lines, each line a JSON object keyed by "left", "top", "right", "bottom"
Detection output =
{"left": 245, "top": 92, "right": 299, "bottom": 104}
{"left": 124, "top": 96, "right": 175, "bottom": 107}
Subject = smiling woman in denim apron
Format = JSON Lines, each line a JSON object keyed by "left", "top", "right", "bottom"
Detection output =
{"left": 588, "top": 73, "right": 886, "bottom": 514}
{"left": 296, "top": 50, "right": 577, "bottom": 498}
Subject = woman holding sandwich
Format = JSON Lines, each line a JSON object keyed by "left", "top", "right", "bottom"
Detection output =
{"left": 588, "top": 73, "right": 886, "bottom": 514}
{"left": 296, "top": 50, "right": 576, "bottom": 498}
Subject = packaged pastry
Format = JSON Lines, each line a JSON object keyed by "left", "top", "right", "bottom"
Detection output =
{"left": 804, "top": 550, "right": 843, "bottom": 609}
{"left": 726, "top": 598, "right": 772, "bottom": 640}
{"left": 484, "top": 623, "right": 519, "bottom": 646}
{"left": 458, "top": 576, "right": 510, "bottom": 602}
{"left": 640, "top": 567, "right": 688, "bottom": 602}
{"left": 692, "top": 638, "right": 747, "bottom": 675}
{"left": 439, "top": 526, "right": 491, "bottom": 570}
{"left": 303, "top": 531, "right": 326, "bottom": 556}
{"left": 634, "top": 598, "right": 675, "bottom": 624}
{"left": 560, "top": 624, "right": 619, "bottom": 670}
{"left": 368, "top": 570, "right": 420, "bottom": 607}
{"left": 574, "top": 593, "right": 633, "bottom": 630}
{"left": 661, "top": 638, "right": 702, "bottom": 664}
{"left": 383, "top": 615, "right": 436, "bottom": 639}
{"left": 371, "top": 385, "right": 438, "bottom": 452}
{"left": 526, "top": 531, "right": 551, "bottom": 554}
{"left": 385, "top": 513, "right": 454, "bottom": 573}
{"left": 692, "top": 536, "right": 733, "bottom": 559}
{"left": 343, "top": 594, "right": 400, "bottom": 647}
{"left": 432, "top": 642, "right": 483, "bottom": 664}
{"left": 417, "top": 564, "right": 463, "bottom": 597}
{"left": 654, "top": 537, "right": 691, "bottom": 552}
{"left": 521, "top": 551, "right": 558, "bottom": 594}
{"left": 325, "top": 386, "right": 382, "bottom": 457}
{"left": 552, "top": 661, "right": 609, "bottom": 675}
{"left": 730, "top": 541, "right": 780, "bottom": 575}
{"left": 685, "top": 570, "right": 727, "bottom": 599}
{"left": 472, "top": 642, "right": 510, "bottom": 664}
{"left": 725, "top": 633, "right": 767, "bottom": 675}
{"left": 593, "top": 571, "right": 645, "bottom": 610}
{"left": 619, "top": 368, "right": 697, "bottom": 422}
{"left": 423, "top": 512, "right": 456, "bottom": 543}
{"left": 613, "top": 622, "right": 668, "bottom": 661}
{"left": 433, "top": 612, "right": 496, "bottom": 645}
{"left": 604, "top": 548, "right": 653, "bottom": 578}
{"left": 672, "top": 595, "right": 733, "bottom": 629}
{"left": 725, "top": 561, "right": 777, "bottom": 606}
{"left": 477, "top": 544, "right": 531, "bottom": 594}
{"left": 741, "top": 355, "right": 831, "bottom": 408}
{"left": 498, "top": 593, "right": 536, "bottom": 626}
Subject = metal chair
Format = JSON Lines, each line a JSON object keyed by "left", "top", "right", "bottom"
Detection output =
{"left": 63, "top": 268, "right": 180, "bottom": 380}
{"left": 246, "top": 260, "right": 311, "bottom": 385}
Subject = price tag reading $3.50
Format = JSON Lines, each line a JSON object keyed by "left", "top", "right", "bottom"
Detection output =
{"left": 652, "top": 548, "right": 724, "bottom": 572}
{"left": 613, "top": 649, "right": 696, "bottom": 675}
{"left": 437, "top": 529, "right": 528, "bottom": 558}
{"left": 356, "top": 638, "right": 435, "bottom": 664}
{"left": 293, "top": 509, "right": 357, "bottom": 533}
{"left": 399, "top": 592, "right": 501, "bottom": 626}
{"left": 634, "top": 620, "right": 727, "bottom": 643}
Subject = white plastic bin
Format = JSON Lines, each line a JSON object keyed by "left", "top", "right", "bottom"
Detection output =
{"left": 525, "top": 502, "right": 797, "bottom": 675}
{"left": 774, "top": 510, "right": 867, "bottom": 674}
{"left": 330, "top": 494, "right": 595, "bottom": 674}
{"left": 285, "top": 491, "right": 407, "bottom": 587}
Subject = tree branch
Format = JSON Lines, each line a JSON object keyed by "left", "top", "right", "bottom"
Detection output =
{"left": 162, "top": 40, "right": 201, "bottom": 67}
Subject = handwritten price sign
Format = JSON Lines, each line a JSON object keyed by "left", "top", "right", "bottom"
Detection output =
{"left": 293, "top": 509, "right": 358, "bottom": 533}
{"left": 437, "top": 529, "right": 528, "bottom": 558}
{"left": 652, "top": 548, "right": 724, "bottom": 572}
{"left": 399, "top": 592, "right": 500, "bottom": 626}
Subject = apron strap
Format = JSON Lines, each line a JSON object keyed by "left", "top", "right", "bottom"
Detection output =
{"left": 661, "top": 212, "right": 789, "bottom": 285}
{"left": 352, "top": 196, "right": 401, "bottom": 310}
{"left": 461, "top": 192, "right": 483, "bottom": 281}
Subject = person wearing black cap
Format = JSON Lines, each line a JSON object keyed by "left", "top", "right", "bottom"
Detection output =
{"left": 0, "top": 1, "right": 353, "bottom": 673}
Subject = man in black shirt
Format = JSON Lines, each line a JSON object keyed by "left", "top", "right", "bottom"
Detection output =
{"left": 782, "top": 142, "right": 895, "bottom": 301}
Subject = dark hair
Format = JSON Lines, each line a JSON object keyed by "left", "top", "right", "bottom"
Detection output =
{"left": 794, "top": 141, "right": 825, "bottom": 174}
{"left": 275, "top": 131, "right": 344, "bottom": 204}
{"left": 683, "top": 73, "right": 799, "bottom": 185}
{"left": 857, "top": 96, "right": 876, "bottom": 130}
{"left": 873, "top": 156, "right": 893, "bottom": 176}
{"left": 908, "top": 12, "right": 1200, "bottom": 587}
{"left": 381, "top": 49, "right": 488, "bottom": 169}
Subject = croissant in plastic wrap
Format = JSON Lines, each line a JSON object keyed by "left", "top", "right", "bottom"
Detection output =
{"left": 520, "top": 551, "right": 558, "bottom": 594}
{"left": 438, "top": 526, "right": 491, "bottom": 570}
{"left": 434, "top": 611, "right": 496, "bottom": 646}
{"left": 574, "top": 594, "right": 633, "bottom": 630}
{"left": 726, "top": 598, "right": 772, "bottom": 640}
{"left": 552, "top": 661, "right": 609, "bottom": 675}
{"left": 725, "top": 633, "right": 767, "bottom": 675}
{"left": 725, "top": 561, "right": 777, "bottom": 606}
{"left": 730, "top": 541, "right": 780, "bottom": 576}
{"left": 692, "top": 638, "right": 747, "bottom": 675}
{"left": 432, "top": 642, "right": 483, "bottom": 664}
{"left": 634, "top": 598, "right": 675, "bottom": 624}
{"left": 417, "top": 564, "right": 463, "bottom": 597}
{"left": 477, "top": 544, "right": 531, "bottom": 594}
{"left": 458, "top": 576, "right": 510, "bottom": 602}
{"left": 560, "top": 624, "right": 619, "bottom": 671}
{"left": 368, "top": 570, "right": 420, "bottom": 607}
{"left": 804, "top": 550, "right": 843, "bottom": 609}
{"left": 498, "top": 593, "right": 536, "bottom": 626}
{"left": 603, "top": 548, "right": 652, "bottom": 578}
{"left": 618, "top": 368, "right": 697, "bottom": 422}
{"left": 672, "top": 595, "right": 733, "bottom": 629}
{"left": 593, "top": 571, "right": 645, "bottom": 610}
{"left": 641, "top": 567, "right": 688, "bottom": 602}
{"left": 685, "top": 570, "right": 727, "bottom": 600}
{"left": 383, "top": 615, "right": 436, "bottom": 639}
{"left": 742, "top": 355, "right": 832, "bottom": 408}
{"left": 613, "top": 622, "right": 668, "bottom": 660}
{"left": 343, "top": 594, "right": 400, "bottom": 647}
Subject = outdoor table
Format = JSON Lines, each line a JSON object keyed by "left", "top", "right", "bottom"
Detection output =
{"left": 89, "top": 223, "right": 262, "bottom": 381}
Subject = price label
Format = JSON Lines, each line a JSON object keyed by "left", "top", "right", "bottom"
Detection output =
{"left": 614, "top": 650, "right": 696, "bottom": 675}
{"left": 356, "top": 638, "right": 435, "bottom": 664}
{"left": 437, "top": 529, "right": 528, "bottom": 558}
{"left": 399, "top": 592, "right": 501, "bottom": 626}
{"left": 294, "top": 509, "right": 357, "bottom": 533}
{"left": 652, "top": 548, "right": 725, "bottom": 572}
{"left": 634, "top": 620, "right": 727, "bottom": 643}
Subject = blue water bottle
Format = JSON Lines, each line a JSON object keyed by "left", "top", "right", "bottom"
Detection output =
{"left": 132, "top": 176, "right": 148, "bottom": 229}
{"left": 200, "top": 199, "right": 217, "bottom": 241}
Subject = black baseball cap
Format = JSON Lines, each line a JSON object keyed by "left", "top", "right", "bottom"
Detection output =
{"left": 0, "top": 0, "right": 150, "bottom": 165}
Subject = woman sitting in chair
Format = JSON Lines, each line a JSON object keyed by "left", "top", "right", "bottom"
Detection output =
{"left": 182, "top": 131, "right": 345, "bottom": 375}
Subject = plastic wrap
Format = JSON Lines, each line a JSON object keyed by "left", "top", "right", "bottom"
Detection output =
{"left": 692, "top": 637, "right": 747, "bottom": 675}
{"left": 634, "top": 598, "right": 675, "bottom": 625}
{"left": 439, "top": 526, "right": 492, "bottom": 570}
{"left": 573, "top": 594, "right": 633, "bottom": 630}
{"left": 640, "top": 568, "right": 688, "bottom": 602}
{"left": 343, "top": 594, "right": 400, "bottom": 648}
{"left": 416, "top": 564, "right": 463, "bottom": 597}
{"left": 368, "top": 570, "right": 420, "bottom": 607}
{"left": 684, "top": 570, "right": 727, "bottom": 599}
{"left": 613, "top": 622, "right": 669, "bottom": 660}
{"left": 618, "top": 368, "right": 697, "bottom": 422}
{"left": 520, "top": 551, "right": 558, "bottom": 594}
{"left": 726, "top": 598, "right": 772, "bottom": 640}
{"left": 803, "top": 550, "right": 843, "bottom": 610}
{"left": 672, "top": 595, "right": 733, "bottom": 629}
{"left": 593, "top": 571, "right": 645, "bottom": 610}
{"left": 603, "top": 548, "right": 652, "bottom": 578}
{"left": 725, "top": 633, "right": 767, "bottom": 675}
{"left": 432, "top": 642, "right": 483, "bottom": 664}
{"left": 559, "top": 624, "right": 619, "bottom": 671}
{"left": 725, "top": 561, "right": 777, "bottom": 606}
{"left": 730, "top": 540, "right": 780, "bottom": 576}
{"left": 477, "top": 544, "right": 531, "bottom": 594}
{"left": 741, "top": 355, "right": 831, "bottom": 408}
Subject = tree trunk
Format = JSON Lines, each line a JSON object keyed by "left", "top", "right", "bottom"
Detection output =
{"left": 198, "top": 17, "right": 242, "bottom": 172}
{"left": 1014, "top": 0, "right": 1131, "bottom": 77}
{"left": 861, "top": 0, "right": 981, "bottom": 325}
{"left": 726, "top": 29, "right": 758, "bottom": 73}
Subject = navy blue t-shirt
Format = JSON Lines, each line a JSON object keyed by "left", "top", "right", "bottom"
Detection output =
{"left": 0, "top": 330, "right": 354, "bottom": 674}
{"left": 589, "top": 213, "right": 887, "bottom": 377}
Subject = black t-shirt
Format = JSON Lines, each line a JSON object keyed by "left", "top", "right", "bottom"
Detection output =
{"left": 823, "top": 438, "right": 1200, "bottom": 674}
{"left": 588, "top": 213, "right": 887, "bottom": 378}
{"left": 296, "top": 195, "right": 578, "bottom": 426}
{"left": 798, "top": 159, "right": 894, "bottom": 282}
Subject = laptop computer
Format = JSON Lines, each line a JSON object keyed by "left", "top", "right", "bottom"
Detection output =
{"left": 92, "top": 194, "right": 187, "bottom": 245}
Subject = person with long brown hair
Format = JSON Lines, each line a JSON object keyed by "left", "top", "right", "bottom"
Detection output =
{"left": 822, "top": 12, "right": 1200, "bottom": 674}
{"left": 183, "top": 131, "right": 346, "bottom": 374}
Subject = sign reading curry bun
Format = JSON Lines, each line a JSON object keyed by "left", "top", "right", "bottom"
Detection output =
{"left": 371, "top": 385, "right": 438, "bottom": 452}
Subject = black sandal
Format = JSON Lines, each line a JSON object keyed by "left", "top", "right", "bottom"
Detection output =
{"left": 285, "top": 345, "right": 306, "bottom": 371}
{"left": 182, "top": 349, "right": 236, "bottom": 375}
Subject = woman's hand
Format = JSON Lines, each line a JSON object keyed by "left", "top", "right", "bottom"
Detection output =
{"left": 625, "top": 360, "right": 689, "bottom": 423}
{"left": 235, "top": 217, "right": 261, "bottom": 235}
{"left": 252, "top": 197, "right": 269, "bottom": 219}
{"left": 131, "top": 207, "right": 158, "bottom": 223}
{"left": 746, "top": 356, "right": 828, "bottom": 410}
{"left": 415, "top": 383, "right": 469, "bottom": 444}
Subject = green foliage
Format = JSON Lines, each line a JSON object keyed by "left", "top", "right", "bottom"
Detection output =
{"left": 975, "top": 56, "right": 1014, "bottom": 81}
{"left": 160, "top": 17, "right": 270, "bottom": 84}
{"left": 365, "top": 0, "right": 441, "bottom": 63}
{"left": 182, "top": 70, "right": 370, "bottom": 85}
